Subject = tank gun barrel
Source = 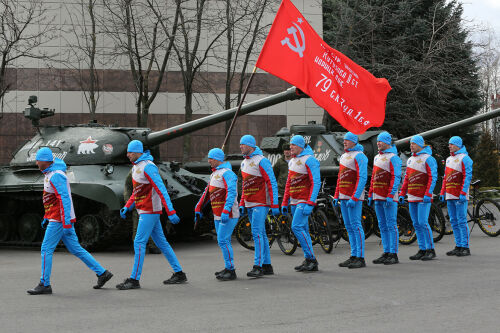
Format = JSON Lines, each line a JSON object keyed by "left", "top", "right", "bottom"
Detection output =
{"left": 394, "top": 108, "right": 500, "bottom": 148}
{"left": 145, "top": 87, "right": 307, "bottom": 146}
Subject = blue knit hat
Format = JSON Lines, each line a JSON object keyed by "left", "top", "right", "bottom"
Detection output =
{"left": 35, "top": 147, "right": 53, "bottom": 162}
{"left": 449, "top": 136, "right": 463, "bottom": 148}
{"left": 410, "top": 135, "right": 425, "bottom": 148}
{"left": 127, "top": 140, "right": 144, "bottom": 153}
{"left": 240, "top": 135, "right": 256, "bottom": 148}
{"left": 377, "top": 132, "right": 392, "bottom": 145}
{"left": 344, "top": 132, "right": 358, "bottom": 144}
{"left": 290, "top": 135, "right": 305, "bottom": 148}
{"left": 208, "top": 148, "right": 225, "bottom": 162}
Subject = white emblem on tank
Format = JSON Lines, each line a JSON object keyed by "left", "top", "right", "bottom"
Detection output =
{"left": 78, "top": 137, "right": 99, "bottom": 154}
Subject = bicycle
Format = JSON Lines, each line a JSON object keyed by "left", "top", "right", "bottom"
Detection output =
{"left": 234, "top": 212, "right": 298, "bottom": 255}
{"left": 396, "top": 201, "right": 446, "bottom": 245}
{"left": 437, "top": 180, "right": 500, "bottom": 237}
{"left": 308, "top": 203, "right": 334, "bottom": 253}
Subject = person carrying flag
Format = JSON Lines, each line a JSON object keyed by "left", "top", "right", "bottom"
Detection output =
{"left": 399, "top": 135, "right": 438, "bottom": 261}
{"left": 195, "top": 148, "right": 240, "bottom": 281}
{"left": 333, "top": 132, "right": 368, "bottom": 269}
{"left": 117, "top": 140, "right": 186, "bottom": 289}
{"left": 239, "top": 135, "right": 279, "bottom": 278}
{"left": 368, "top": 132, "right": 401, "bottom": 265}
{"left": 281, "top": 135, "right": 321, "bottom": 272}
{"left": 27, "top": 147, "right": 113, "bottom": 295}
{"left": 440, "top": 136, "right": 473, "bottom": 257}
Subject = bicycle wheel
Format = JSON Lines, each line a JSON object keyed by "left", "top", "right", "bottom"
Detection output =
{"left": 429, "top": 203, "right": 446, "bottom": 243}
{"left": 308, "top": 215, "right": 319, "bottom": 245}
{"left": 362, "top": 204, "right": 376, "bottom": 239}
{"left": 235, "top": 215, "right": 254, "bottom": 250}
{"left": 275, "top": 214, "right": 298, "bottom": 255}
{"left": 475, "top": 198, "right": 500, "bottom": 236}
{"left": 313, "top": 209, "right": 334, "bottom": 253}
{"left": 398, "top": 205, "right": 416, "bottom": 245}
{"left": 327, "top": 206, "right": 342, "bottom": 242}
{"left": 266, "top": 215, "right": 277, "bottom": 248}
{"left": 436, "top": 201, "right": 453, "bottom": 235}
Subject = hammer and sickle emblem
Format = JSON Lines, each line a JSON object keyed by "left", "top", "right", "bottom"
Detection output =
{"left": 281, "top": 19, "right": 306, "bottom": 58}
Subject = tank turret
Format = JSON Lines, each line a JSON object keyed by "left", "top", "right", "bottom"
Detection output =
{"left": 0, "top": 87, "right": 306, "bottom": 250}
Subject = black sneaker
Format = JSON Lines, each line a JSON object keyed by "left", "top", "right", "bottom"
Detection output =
{"left": 372, "top": 253, "right": 389, "bottom": 264}
{"left": 409, "top": 250, "right": 426, "bottom": 260}
{"left": 27, "top": 282, "right": 52, "bottom": 295}
{"left": 116, "top": 278, "right": 140, "bottom": 290}
{"left": 339, "top": 256, "right": 356, "bottom": 267}
{"left": 215, "top": 268, "right": 226, "bottom": 277}
{"left": 456, "top": 247, "right": 471, "bottom": 257}
{"left": 164, "top": 271, "right": 187, "bottom": 284}
{"left": 348, "top": 257, "right": 366, "bottom": 269}
{"left": 446, "top": 247, "right": 461, "bottom": 256}
{"left": 93, "top": 270, "right": 113, "bottom": 289}
{"left": 302, "top": 258, "right": 319, "bottom": 272}
{"left": 246, "top": 265, "right": 264, "bottom": 278}
{"left": 421, "top": 249, "right": 436, "bottom": 261}
{"left": 383, "top": 253, "right": 399, "bottom": 265}
{"left": 148, "top": 247, "right": 161, "bottom": 254}
{"left": 262, "top": 264, "right": 274, "bottom": 275}
{"left": 216, "top": 269, "right": 237, "bottom": 281}
{"left": 294, "top": 260, "right": 307, "bottom": 271}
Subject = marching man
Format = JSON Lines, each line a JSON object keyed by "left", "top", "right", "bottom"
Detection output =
{"left": 281, "top": 135, "right": 321, "bottom": 272}
{"left": 195, "top": 148, "right": 240, "bottom": 280}
{"left": 239, "top": 135, "right": 280, "bottom": 278}
{"left": 368, "top": 132, "right": 402, "bottom": 265}
{"left": 333, "top": 132, "right": 368, "bottom": 269}
{"left": 399, "top": 135, "right": 438, "bottom": 261}
{"left": 28, "top": 147, "right": 113, "bottom": 295}
{"left": 440, "top": 136, "right": 473, "bottom": 257}
{"left": 117, "top": 140, "right": 186, "bottom": 289}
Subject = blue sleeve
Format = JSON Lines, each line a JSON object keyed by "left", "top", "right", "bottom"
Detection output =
{"left": 222, "top": 170, "right": 238, "bottom": 213}
{"left": 353, "top": 153, "right": 368, "bottom": 199}
{"left": 390, "top": 155, "right": 402, "bottom": 196}
{"left": 462, "top": 156, "right": 473, "bottom": 193}
{"left": 305, "top": 157, "right": 321, "bottom": 204}
{"left": 259, "top": 158, "right": 279, "bottom": 207}
{"left": 144, "top": 164, "right": 176, "bottom": 214}
{"left": 425, "top": 156, "right": 438, "bottom": 195}
{"left": 50, "top": 173, "right": 73, "bottom": 227}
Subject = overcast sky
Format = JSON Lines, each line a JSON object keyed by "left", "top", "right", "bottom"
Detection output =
{"left": 460, "top": 0, "right": 500, "bottom": 38}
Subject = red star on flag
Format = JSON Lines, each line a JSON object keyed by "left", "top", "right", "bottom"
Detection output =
{"left": 80, "top": 136, "right": 98, "bottom": 144}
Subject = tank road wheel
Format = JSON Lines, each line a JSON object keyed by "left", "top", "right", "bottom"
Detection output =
{"left": 76, "top": 214, "right": 103, "bottom": 250}
{"left": 0, "top": 214, "right": 13, "bottom": 241}
{"left": 18, "top": 213, "right": 42, "bottom": 242}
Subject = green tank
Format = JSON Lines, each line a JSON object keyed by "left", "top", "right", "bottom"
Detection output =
{"left": 0, "top": 88, "right": 306, "bottom": 249}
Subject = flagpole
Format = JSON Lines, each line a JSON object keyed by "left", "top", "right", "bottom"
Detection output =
{"left": 221, "top": 66, "right": 258, "bottom": 151}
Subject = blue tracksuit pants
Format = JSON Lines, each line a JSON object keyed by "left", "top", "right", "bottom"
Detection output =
{"left": 131, "top": 214, "right": 182, "bottom": 280}
{"left": 214, "top": 218, "right": 238, "bottom": 269}
{"left": 248, "top": 206, "right": 271, "bottom": 267}
{"left": 291, "top": 203, "right": 316, "bottom": 260}
{"left": 408, "top": 202, "right": 434, "bottom": 250}
{"left": 40, "top": 222, "right": 105, "bottom": 286}
{"left": 340, "top": 200, "right": 365, "bottom": 257}
{"left": 447, "top": 200, "right": 470, "bottom": 248}
{"left": 374, "top": 201, "right": 399, "bottom": 254}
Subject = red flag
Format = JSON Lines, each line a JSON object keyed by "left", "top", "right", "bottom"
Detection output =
{"left": 256, "top": 0, "right": 391, "bottom": 134}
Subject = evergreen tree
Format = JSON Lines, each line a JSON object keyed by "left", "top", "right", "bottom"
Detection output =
{"left": 473, "top": 131, "right": 499, "bottom": 187}
{"left": 322, "top": 0, "right": 482, "bottom": 143}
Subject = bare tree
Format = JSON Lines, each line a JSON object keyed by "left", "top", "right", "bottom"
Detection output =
{"left": 101, "top": 0, "right": 180, "bottom": 127}
{"left": 0, "top": 0, "right": 56, "bottom": 116}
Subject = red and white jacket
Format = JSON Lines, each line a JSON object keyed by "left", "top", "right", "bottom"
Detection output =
{"left": 399, "top": 146, "right": 438, "bottom": 202}
{"left": 440, "top": 146, "right": 473, "bottom": 200}
{"left": 368, "top": 145, "right": 402, "bottom": 201}
{"left": 334, "top": 144, "right": 368, "bottom": 201}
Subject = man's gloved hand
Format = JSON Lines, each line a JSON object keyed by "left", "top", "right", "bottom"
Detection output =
{"left": 386, "top": 197, "right": 394, "bottom": 206}
{"left": 459, "top": 194, "right": 467, "bottom": 203}
{"left": 346, "top": 199, "right": 356, "bottom": 208}
{"left": 220, "top": 212, "right": 229, "bottom": 224}
{"left": 281, "top": 206, "right": 289, "bottom": 215}
{"left": 439, "top": 195, "right": 445, "bottom": 202}
{"left": 423, "top": 195, "right": 431, "bottom": 203}
{"left": 332, "top": 198, "right": 339, "bottom": 207}
{"left": 120, "top": 206, "right": 129, "bottom": 219}
{"left": 271, "top": 207, "right": 280, "bottom": 216}
{"left": 367, "top": 197, "right": 373, "bottom": 207}
{"left": 41, "top": 218, "right": 49, "bottom": 229}
{"left": 194, "top": 212, "right": 202, "bottom": 223}
{"left": 398, "top": 196, "right": 405, "bottom": 204}
{"left": 302, "top": 204, "right": 314, "bottom": 216}
{"left": 169, "top": 214, "right": 180, "bottom": 224}
{"left": 239, "top": 206, "right": 245, "bottom": 216}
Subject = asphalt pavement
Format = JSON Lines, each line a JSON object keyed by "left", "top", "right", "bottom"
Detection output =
{"left": 1, "top": 228, "right": 499, "bottom": 333}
